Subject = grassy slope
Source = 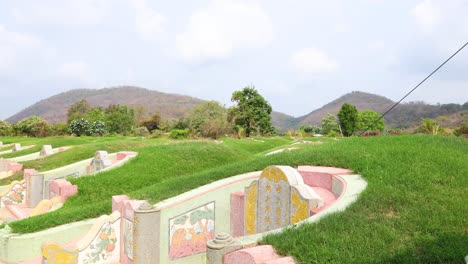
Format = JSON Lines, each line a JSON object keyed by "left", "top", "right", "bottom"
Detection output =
{"left": 9, "top": 137, "right": 291, "bottom": 233}
{"left": 261, "top": 135, "right": 468, "bottom": 263}
{"left": 0, "top": 137, "right": 167, "bottom": 185}
{"left": 5, "top": 135, "right": 467, "bottom": 263}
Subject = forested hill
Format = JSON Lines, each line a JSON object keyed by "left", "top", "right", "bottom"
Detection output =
{"left": 274, "top": 91, "right": 467, "bottom": 129}
{"left": 7, "top": 86, "right": 205, "bottom": 123}
{"left": 7, "top": 88, "right": 467, "bottom": 129}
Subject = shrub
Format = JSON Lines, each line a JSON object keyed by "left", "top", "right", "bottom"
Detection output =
{"left": 173, "top": 118, "right": 189, "bottom": 130}
{"left": 69, "top": 118, "right": 90, "bottom": 137}
{"left": 0, "top": 120, "right": 12, "bottom": 136}
{"left": 384, "top": 128, "right": 401, "bottom": 136}
{"left": 299, "top": 125, "right": 321, "bottom": 135}
{"left": 454, "top": 124, "right": 468, "bottom": 136}
{"left": 169, "top": 129, "right": 189, "bottom": 139}
{"left": 417, "top": 118, "right": 443, "bottom": 135}
{"left": 50, "top": 123, "right": 70, "bottom": 136}
{"left": 89, "top": 121, "right": 107, "bottom": 136}
{"left": 188, "top": 101, "right": 232, "bottom": 139}
{"left": 149, "top": 129, "right": 164, "bottom": 138}
{"left": 15, "top": 116, "right": 50, "bottom": 137}
{"left": 233, "top": 125, "right": 245, "bottom": 139}
{"left": 133, "top": 126, "right": 150, "bottom": 137}
{"left": 328, "top": 130, "right": 340, "bottom": 137}
{"left": 140, "top": 114, "right": 161, "bottom": 132}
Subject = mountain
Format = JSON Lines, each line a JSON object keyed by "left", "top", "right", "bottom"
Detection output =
{"left": 7, "top": 88, "right": 466, "bottom": 130}
{"left": 271, "top": 111, "right": 299, "bottom": 132}
{"left": 274, "top": 91, "right": 467, "bottom": 129}
{"left": 7, "top": 86, "right": 205, "bottom": 124}
{"left": 297, "top": 91, "right": 395, "bottom": 125}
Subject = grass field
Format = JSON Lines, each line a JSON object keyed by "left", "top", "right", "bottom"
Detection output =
{"left": 1, "top": 135, "right": 467, "bottom": 263}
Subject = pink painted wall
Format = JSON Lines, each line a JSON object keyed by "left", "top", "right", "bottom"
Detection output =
{"left": 230, "top": 192, "right": 245, "bottom": 237}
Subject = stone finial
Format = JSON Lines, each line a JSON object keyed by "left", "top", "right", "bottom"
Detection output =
{"left": 138, "top": 201, "right": 153, "bottom": 211}
{"left": 206, "top": 232, "right": 242, "bottom": 264}
{"left": 207, "top": 232, "right": 236, "bottom": 249}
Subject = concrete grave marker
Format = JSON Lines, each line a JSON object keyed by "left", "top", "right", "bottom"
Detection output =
{"left": 39, "top": 145, "right": 53, "bottom": 157}
{"left": 12, "top": 143, "right": 21, "bottom": 152}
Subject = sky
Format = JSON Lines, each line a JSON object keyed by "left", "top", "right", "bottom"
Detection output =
{"left": 0, "top": 0, "right": 467, "bottom": 120}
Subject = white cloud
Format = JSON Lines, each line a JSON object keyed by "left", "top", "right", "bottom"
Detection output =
{"left": 412, "top": 0, "right": 441, "bottom": 32}
{"left": 12, "top": 0, "right": 109, "bottom": 26}
{"left": 176, "top": 0, "right": 273, "bottom": 64}
{"left": 0, "top": 25, "right": 42, "bottom": 74}
{"left": 289, "top": 48, "right": 339, "bottom": 76}
{"left": 57, "top": 61, "right": 94, "bottom": 86}
{"left": 129, "top": 0, "right": 166, "bottom": 40}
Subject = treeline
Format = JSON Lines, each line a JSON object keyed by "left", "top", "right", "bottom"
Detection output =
{"left": 0, "top": 86, "right": 276, "bottom": 139}
{"left": 291, "top": 102, "right": 468, "bottom": 137}
{"left": 385, "top": 101, "right": 468, "bottom": 128}
{"left": 292, "top": 103, "right": 385, "bottom": 137}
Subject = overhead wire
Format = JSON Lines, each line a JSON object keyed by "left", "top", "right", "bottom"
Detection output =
{"left": 359, "top": 41, "right": 468, "bottom": 135}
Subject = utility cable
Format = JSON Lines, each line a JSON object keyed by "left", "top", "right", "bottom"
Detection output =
{"left": 359, "top": 40, "right": 468, "bottom": 135}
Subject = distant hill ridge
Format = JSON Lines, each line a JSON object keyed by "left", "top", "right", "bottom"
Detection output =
{"left": 7, "top": 87, "right": 466, "bottom": 129}
{"left": 7, "top": 86, "right": 205, "bottom": 124}
{"left": 272, "top": 91, "right": 466, "bottom": 130}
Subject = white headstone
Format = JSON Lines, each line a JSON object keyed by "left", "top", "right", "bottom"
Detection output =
{"left": 12, "top": 143, "right": 21, "bottom": 152}
{"left": 40, "top": 145, "right": 54, "bottom": 157}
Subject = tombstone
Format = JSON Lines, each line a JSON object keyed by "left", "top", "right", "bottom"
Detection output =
{"left": 88, "top": 150, "right": 112, "bottom": 173}
{"left": 39, "top": 145, "right": 53, "bottom": 157}
{"left": 244, "top": 166, "right": 323, "bottom": 235}
{"left": 12, "top": 143, "right": 21, "bottom": 152}
{"left": 24, "top": 170, "right": 43, "bottom": 207}
{"left": 0, "top": 159, "right": 8, "bottom": 172}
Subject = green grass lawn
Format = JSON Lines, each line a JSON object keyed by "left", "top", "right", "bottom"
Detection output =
{"left": 2, "top": 135, "right": 467, "bottom": 263}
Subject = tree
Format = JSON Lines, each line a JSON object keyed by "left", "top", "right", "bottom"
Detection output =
{"left": 0, "top": 120, "right": 12, "bottom": 136}
{"left": 67, "top": 99, "right": 92, "bottom": 123}
{"left": 140, "top": 114, "right": 161, "bottom": 132}
{"left": 228, "top": 86, "right": 274, "bottom": 137}
{"left": 189, "top": 101, "right": 231, "bottom": 139}
{"left": 337, "top": 103, "right": 358, "bottom": 136}
{"left": 15, "top": 116, "right": 50, "bottom": 137}
{"left": 83, "top": 108, "right": 106, "bottom": 124}
{"left": 105, "top": 105, "right": 135, "bottom": 135}
{"left": 134, "top": 106, "right": 147, "bottom": 126}
{"left": 463, "top": 102, "right": 468, "bottom": 111}
{"left": 356, "top": 110, "right": 384, "bottom": 132}
{"left": 321, "top": 114, "right": 339, "bottom": 135}
{"left": 299, "top": 124, "right": 321, "bottom": 135}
